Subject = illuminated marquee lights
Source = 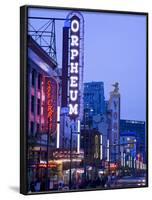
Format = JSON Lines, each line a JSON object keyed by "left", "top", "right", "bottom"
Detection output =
{"left": 38, "top": 163, "right": 57, "bottom": 168}
{"left": 69, "top": 16, "right": 80, "bottom": 119}
{"left": 38, "top": 161, "right": 59, "bottom": 168}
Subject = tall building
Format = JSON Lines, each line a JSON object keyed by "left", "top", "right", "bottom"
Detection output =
{"left": 28, "top": 35, "right": 61, "bottom": 139}
{"left": 120, "top": 119, "right": 146, "bottom": 165}
{"left": 93, "top": 114, "right": 109, "bottom": 162}
{"left": 83, "top": 82, "right": 105, "bottom": 119}
{"left": 80, "top": 128, "right": 101, "bottom": 180}
{"left": 120, "top": 135, "right": 136, "bottom": 168}
{"left": 27, "top": 36, "right": 61, "bottom": 188}
{"left": 108, "top": 82, "right": 120, "bottom": 164}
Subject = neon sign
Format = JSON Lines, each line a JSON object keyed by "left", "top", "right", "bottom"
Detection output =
{"left": 47, "top": 80, "right": 54, "bottom": 121}
{"left": 44, "top": 77, "right": 57, "bottom": 134}
{"left": 69, "top": 15, "right": 80, "bottom": 119}
{"left": 38, "top": 161, "right": 58, "bottom": 168}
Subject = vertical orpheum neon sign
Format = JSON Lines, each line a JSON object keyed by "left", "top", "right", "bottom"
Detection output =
{"left": 45, "top": 77, "right": 57, "bottom": 134}
{"left": 69, "top": 15, "right": 80, "bottom": 120}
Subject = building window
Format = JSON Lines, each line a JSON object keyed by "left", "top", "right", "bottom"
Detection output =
{"left": 38, "top": 74, "right": 41, "bottom": 90}
{"left": 37, "top": 98, "right": 40, "bottom": 115}
{"left": 31, "top": 121, "right": 34, "bottom": 134}
{"left": 31, "top": 95, "right": 34, "bottom": 113}
{"left": 32, "top": 70, "right": 35, "bottom": 86}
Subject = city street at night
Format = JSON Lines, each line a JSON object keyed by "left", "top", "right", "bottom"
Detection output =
{"left": 24, "top": 7, "right": 147, "bottom": 193}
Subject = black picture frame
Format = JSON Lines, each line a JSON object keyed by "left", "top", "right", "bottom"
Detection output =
{"left": 20, "top": 5, "right": 148, "bottom": 195}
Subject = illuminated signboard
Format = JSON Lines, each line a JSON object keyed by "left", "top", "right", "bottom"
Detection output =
{"left": 69, "top": 15, "right": 80, "bottom": 119}
{"left": 37, "top": 161, "right": 59, "bottom": 168}
{"left": 44, "top": 77, "right": 57, "bottom": 134}
{"left": 53, "top": 150, "right": 84, "bottom": 159}
{"left": 112, "top": 99, "right": 119, "bottom": 143}
{"left": 111, "top": 95, "right": 120, "bottom": 162}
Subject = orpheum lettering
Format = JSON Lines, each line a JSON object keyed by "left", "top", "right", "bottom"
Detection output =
{"left": 69, "top": 16, "right": 80, "bottom": 119}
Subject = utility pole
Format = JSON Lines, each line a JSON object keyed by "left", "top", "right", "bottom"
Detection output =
{"left": 83, "top": 109, "right": 87, "bottom": 182}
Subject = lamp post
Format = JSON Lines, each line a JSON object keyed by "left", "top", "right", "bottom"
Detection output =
{"left": 68, "top": 118, "right": 81, "bottom": 189}
{"left": 46, "top": 117, "right": 50, "bottom": 191}
{"left": 83, "top": 108, "right": 94, "bottom": 182}
{"left": 69, "top": 125, "right": 73, "bottom": 190}
{"left": 83, "top": 109, "right": 87, "bottom": 183}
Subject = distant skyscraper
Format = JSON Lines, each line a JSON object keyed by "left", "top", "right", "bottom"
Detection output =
{"left": 84, "top": 82, "right": 105, "bottom": 116}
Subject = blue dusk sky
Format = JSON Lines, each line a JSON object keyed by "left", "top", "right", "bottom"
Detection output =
{"left": 28, "top": 8, "right": 147, "bottom": 121}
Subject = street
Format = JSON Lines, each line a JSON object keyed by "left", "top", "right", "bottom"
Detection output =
{"left": 115, "top": 176, "right": 146, "bottom": 187}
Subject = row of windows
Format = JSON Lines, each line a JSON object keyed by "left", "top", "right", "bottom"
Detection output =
{"left": 31, "top": 70, "right": 42, "bottom": 90}
{"left": 31, "top": 95, "right": 41, "bottom": 115}
{"left": 84, "top": 83, "right": 104, "bottom": 88}
{"left": 120, "top": 123, "right": 145, "bottom": 128}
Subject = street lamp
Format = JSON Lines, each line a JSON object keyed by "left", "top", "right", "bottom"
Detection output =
{"left": 69, "top": 124, "right": 73, "bottom": 190}
{"left": 46, "top": 117, "right": 51, "bottom": 191}
{"left": 69, "top": 120, "right": 80, "bottom": 190}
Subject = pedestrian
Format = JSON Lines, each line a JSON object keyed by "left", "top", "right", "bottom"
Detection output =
{"left": 104, "top": 175, "right": 108, "bottom": 188}
{"left": 40, "top": 177, "right": 46, "bottom": 191}
{"left": 35, "top": 178, "right": 41, "bottom": 192}
{"left": 58, "top": 182, "right": 63, "bottom": 191}
{"left": 107, "top": 174, "right": 111, "bottom": 188}
{"left": 111, "top": 173, "right": 116, "bottom": 186}
{"left": 101, "top": 175, "right": 105, "bottom": 187}
{"left": 102, "top": 174, "right": 108, "bottom": 188}
{"left": 30, "top": 180, "right": 35, "bottom": 192}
